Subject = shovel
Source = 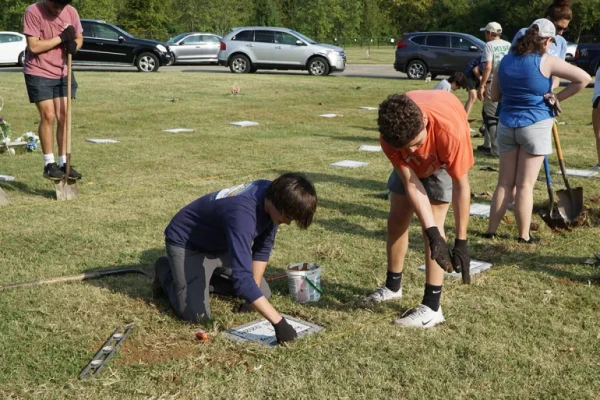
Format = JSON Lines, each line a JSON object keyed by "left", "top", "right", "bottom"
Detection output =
{"left": 541, "top": 155, "right": 568, "bottom": 230}
{"left": 552, "top": 121, "right": 583, "bottom": 224}
{"left": 55, "top": 53, "right": 79, "bottom": 201}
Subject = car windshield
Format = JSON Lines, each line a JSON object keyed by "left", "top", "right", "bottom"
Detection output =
{"left": 167, "top": 33, "right": 189, "bottom": 43}
{"left": 289, "top": 30, "right": 316, "bottom": 44}
{"left": 464, "top": 34, "right": 486, "bottom": 48}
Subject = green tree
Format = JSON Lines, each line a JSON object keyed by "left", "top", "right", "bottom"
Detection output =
{"left": 0, "top": 0, "right": 32, "bottom": 32}
{"left": 570, "top": 0, "right": 600, "bottom": 43}
{"left": 118, "top": 0, "right": 173, "bottom": 40}
{"left": 253, "top": 0, "right": 281, "bottom": 26}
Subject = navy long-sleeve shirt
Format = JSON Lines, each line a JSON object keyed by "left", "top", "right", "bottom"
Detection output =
{"left": 164, "top": 180, "right": 277, "bottom": 303}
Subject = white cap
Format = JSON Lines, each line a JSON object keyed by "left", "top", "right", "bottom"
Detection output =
{"left": 530, "top": 18, "right": 556, "bottom": 38}
{"left": 480, "top": 22, "right": 502, "bottom": 34}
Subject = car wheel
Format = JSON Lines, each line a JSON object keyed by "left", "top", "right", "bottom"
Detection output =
{"left": 229, "top": 54, "right": 251, "bottom": 73}
{"left": 308, "top": 57, "right": 330, "bottom": 76}
{"left": 406, "top": 60, "right": 427, "bottom": 79}
{"left": 18, "top": 51, "right": 25, "bottom": 67}
{"left": 136, "top": 52, "right": 159, "bottom": 72}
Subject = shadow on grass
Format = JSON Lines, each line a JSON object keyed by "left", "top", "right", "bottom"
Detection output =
{"left": 313, "top": 133, "right": 379, "bottom": 142}
{"left": 0, "top": 181, "right": 56, "bottom": 199}
{"left": 469, "top": 240, "right": 600, "bottom": 285}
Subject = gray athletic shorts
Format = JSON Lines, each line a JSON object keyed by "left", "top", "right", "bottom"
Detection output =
{"left": 387, "top": 168, "right": 452, "bottom": 203}
{"left": 24, "top": 73, "right": 78, "bottom": 104}
{"left": 593, "top": 67, "right": 600, "bottom": 108}
{"left": 497, "top": 118, "right": 553, "bottom": 155}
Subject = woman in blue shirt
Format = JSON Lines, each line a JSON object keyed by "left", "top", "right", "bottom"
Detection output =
{"left": 484, "top": 19, "right": 590, "bottom": 243}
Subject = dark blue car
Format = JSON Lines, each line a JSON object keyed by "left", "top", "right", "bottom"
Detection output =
{"left": 394, "top": 32, "right": 485, "bottom": 79}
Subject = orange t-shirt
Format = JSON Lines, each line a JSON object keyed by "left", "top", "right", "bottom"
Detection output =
{"left": 380, "top": 90, "right": 474, "bottom": 180}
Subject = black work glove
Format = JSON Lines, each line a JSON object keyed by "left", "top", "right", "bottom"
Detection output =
{"left": 59, "top": 25, "right": 75, "bottom": 43}
{"left": 272, "top": 317, "right": 297, "bottom": 345}
{"left": 424, "top": 227, "right": 453, "bottom": 272}
{"left": 236, "top": 302, "right": 254, "bottom": 313}
{"left": 543, "top": 93, "right": 562, "bottom": 117}
{"left": 65, "top": 40, "right": 77, "bottom": 55}
{"left": 451, "top": 239, "right": 471, "bottom": 284}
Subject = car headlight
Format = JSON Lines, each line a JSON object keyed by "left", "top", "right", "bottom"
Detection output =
{"left": 156, "top": 44, "right": 168, "bottom": 53}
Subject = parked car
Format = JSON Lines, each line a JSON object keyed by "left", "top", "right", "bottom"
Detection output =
{"left": 167, "top": 32, "right": 221, "bottom": 64}
{"left": 571, "top": 43, "right": 600, "bottom": 75}
{"left": 0, "top": 32, "right": 27, "bottom": 66}
{"left": 218, "top": 27, "right": 346, "bottom": 76}
{"left": 75, "top": 19, "right": 173, "bottom": 72}
{"left": 394, "top": 32, "right": 485, "bottom": 79}
{"left": 566, "top": 41, "right": 577, "bottom": 59}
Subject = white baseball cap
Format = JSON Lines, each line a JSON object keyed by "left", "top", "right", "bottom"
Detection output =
{"left": 530, "top": 18, "right": 556, "bottom": 38}
{"left": 480, "top": 22, "right": 502, "bottom": 34}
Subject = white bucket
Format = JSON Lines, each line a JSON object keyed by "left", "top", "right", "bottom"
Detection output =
{"left": 286, "top": 262, "right": 322, "bottom": 304}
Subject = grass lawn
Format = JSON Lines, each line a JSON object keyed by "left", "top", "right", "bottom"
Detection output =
{"left": 344, "top": 46, "right": 395, "bottom": 64}
{"left": 0, "top": 70, "right": 599, "bottom": 399}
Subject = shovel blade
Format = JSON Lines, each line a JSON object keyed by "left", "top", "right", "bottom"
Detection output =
{"left": 55, "top": 179, "right": 79, "bottom": 201}
{"left": 0, "top": 187, "right": 9, "bottom": 206}
{"left": 556, "top": 187, "right": 583, "bottom": 223}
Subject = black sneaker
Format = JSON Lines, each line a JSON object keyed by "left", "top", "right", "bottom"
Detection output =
{"left": 152, "top": 256, "right": 169, "bottom": 298}
{"left": 476, "top": 145, "right": 491, "bottom": 153}
{"left": 482, "top": 232, "right": 497, "bottom": 239}
{"left": 60, "top": 165, "right": 82, "bottom": 180}
{"left": 517, "top": 236, "right": 539, "bottom": 244}
{"left": 43, "top": 162, "right": 65, "bottom": 180}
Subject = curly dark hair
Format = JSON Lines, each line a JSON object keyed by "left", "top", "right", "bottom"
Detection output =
{"left": 51, "top": 0, "right": 73, "bottom": 5}
{"left": 265, "top": 173, "right": 317, "bottom": 229}
{"left": 512, "top": 25, "right": 547, "bottom": 56}
{"left": 448, "top": 72, "right": 468, "bottom": 89}
{"left": 378, "top": 94, "right": 424, "bottom": 149}
{"left": 545, "top": 0, "right": 572, "bottom": 22}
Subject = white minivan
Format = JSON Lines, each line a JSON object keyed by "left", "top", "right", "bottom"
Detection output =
{"left": 0, "top": 32, "right": 27, "bottom": 66}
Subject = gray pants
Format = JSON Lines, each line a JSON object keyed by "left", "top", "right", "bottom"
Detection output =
{"left": 158, "top": 241, "right": 272, "bottom": 322}
{"left": 482, "top": 82, "right": 499, "bottom": 156}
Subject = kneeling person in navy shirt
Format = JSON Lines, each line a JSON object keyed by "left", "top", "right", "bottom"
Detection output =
{"left": 155, "top": 173, "right": 317, "bottom": 344}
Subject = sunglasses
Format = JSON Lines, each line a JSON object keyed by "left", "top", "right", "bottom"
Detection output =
{"left": 554, "top": 23, "right": 568, "bottom": 33}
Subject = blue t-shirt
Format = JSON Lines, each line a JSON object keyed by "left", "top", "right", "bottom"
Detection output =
{"left": 497, "top": 52, "right": 553, "bottom": 127}
{"left": 463, "top": 55, "right": 483, "bottom": 79}
{"left": 512, "top": 28, "right": 567, "bottom": 60}
{"left": 164, "top": 180, "right": 277, "bottom": 303}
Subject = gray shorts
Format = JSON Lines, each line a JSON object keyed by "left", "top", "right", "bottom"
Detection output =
{"left": 387, "top": 168, "right": 452, "bottom": 203}
{"left": 497, "top": 118, "right": 553, "bottom": 155}
{"left": 24, "top": 73, "right": 78, "bottom": 104}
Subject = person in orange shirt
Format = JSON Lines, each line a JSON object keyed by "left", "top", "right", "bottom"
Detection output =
{"left": 364, "top": 90, "right": 474, "bottom": 328}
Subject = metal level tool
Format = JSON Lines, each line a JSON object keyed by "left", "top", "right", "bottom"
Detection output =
{"left": 79, "top": 323, "right": 134, "bottom": 379}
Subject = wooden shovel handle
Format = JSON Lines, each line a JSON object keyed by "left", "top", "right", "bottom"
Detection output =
{"left": 552, "top": 120, "right": 573, "bottom": 192}
{"left": 66, "top": 53, "right": 72, "bottom": 176}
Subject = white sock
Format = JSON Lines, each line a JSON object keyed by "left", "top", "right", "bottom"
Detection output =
{"left": 58, "top": 155, "right": 67, "bottom": 167}
{"left": 43, "top": 154, "right": 55, "bottom": 166}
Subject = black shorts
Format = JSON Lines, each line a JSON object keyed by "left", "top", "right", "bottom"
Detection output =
{"left": 24, "top": 73, "right": 78, "bottom": 104}
{"left": 594, "top": 96, "right": 600, "bottom": 109}
{"left": 466, "top": 76, "right": 480, "bottom": 91}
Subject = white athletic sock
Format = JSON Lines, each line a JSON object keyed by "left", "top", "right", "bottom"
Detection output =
{"left": 43, "top": 154, "right": 55, "bottom": 166}
{"left": 58, "top": 155, "right": 67, "bottom": 167}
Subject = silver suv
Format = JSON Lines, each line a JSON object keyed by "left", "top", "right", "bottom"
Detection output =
{"left": 218, "top": 27, "right": 346, "bottom": 76}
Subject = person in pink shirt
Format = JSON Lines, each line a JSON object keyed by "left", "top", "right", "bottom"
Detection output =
{"left": 23, "top": 0, "right": 83, "bottom": 180}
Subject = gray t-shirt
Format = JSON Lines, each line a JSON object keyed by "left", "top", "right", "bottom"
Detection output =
{"left": 432, "top": 79, "right": 451, "bottom": 91}
{"left": 482, "top": 39, "right": 511, "bottom": 81}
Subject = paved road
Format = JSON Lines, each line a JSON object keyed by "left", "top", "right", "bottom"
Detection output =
{"left": 0, "top": 63, "right": 408, "bottom": 79}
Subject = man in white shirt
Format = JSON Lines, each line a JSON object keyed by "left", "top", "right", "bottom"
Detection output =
{"left": 477, "top": 22, "right": 511, "bottom": 157}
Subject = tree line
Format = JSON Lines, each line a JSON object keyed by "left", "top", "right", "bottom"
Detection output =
{"left": 1, "top": 0, "right": 599, "bottom": 43}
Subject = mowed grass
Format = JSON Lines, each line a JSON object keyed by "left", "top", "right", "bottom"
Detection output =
{"left": 344, "top": 46, "right": 395, "bottom": 64}
{"left": 0, "top": 70, "right": 599, "bottom": 399}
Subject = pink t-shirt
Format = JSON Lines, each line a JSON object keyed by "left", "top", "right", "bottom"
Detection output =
{"left": 23, "top": 2, "right": 83, "bottom": 79}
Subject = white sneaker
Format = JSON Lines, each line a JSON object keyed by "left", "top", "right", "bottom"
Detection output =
{"left": 592, "top": 164, "right": 600, "bottom": 171}
{"left": 393, "top": 304, "right": 445, "bottom": 328}
{"left": 363, "top": 286, "right": 403, "bottom": 303}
